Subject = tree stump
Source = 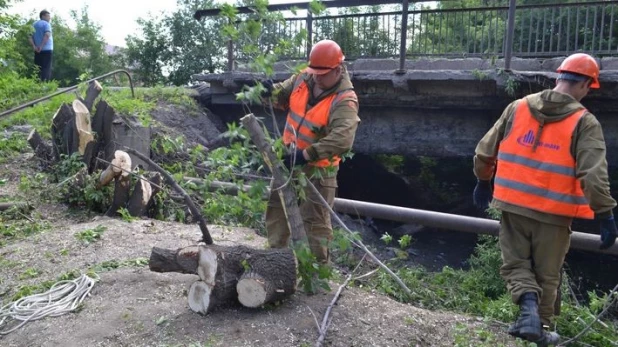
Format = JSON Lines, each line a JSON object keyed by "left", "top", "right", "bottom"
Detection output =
{"left": 149, "top": 244, "right": 297, "bottom": 313}
{"left": 127, "top": 173, "right": 153, "bottom": 217}
{"left": 83, "top": 80, "right": 102, "bottom": 113}
{"left": 27, "top": 129, "right": 53, "bottom": 170}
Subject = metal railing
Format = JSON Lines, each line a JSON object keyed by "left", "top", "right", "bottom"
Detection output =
{"left": 0, "top": 69, "right": 135, "bottom": 119}
{"left": 195, "top": 0, "right": 618, "bottom": 71}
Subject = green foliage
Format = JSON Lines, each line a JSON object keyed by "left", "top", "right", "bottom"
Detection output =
{"left": 374, "top": 154, "right": 404, "bottom": 174}
{"left": 398, "top": 234, "right": 413, "bottom": 249}
{"left": 125, "top": 0, "right": 225, "bottom": 86}
{"left": 90, "top": 258, "right": 149, "bottom": 273}
{"left": 118, "top": 208, "right": 137, "bottom": 223}
{"left": 54, "top": 154, "right": 113, "bottom": 213}
{"left": 0, "top": 207, "right": 51, "bottom": 245}
{"left": 295, "top": 243, "right": 332, "bottom": 294}
{"left": 18, "top": 267, "right": 40, "bottom": 280}
{"left": 74, "top": 225, "right": 107, "bottom": 244}
{"left": 380, "top": 232, "right": 393, "bottom": 245}
{"left": 0, "top": 132, "right": 27, "bottom": 163}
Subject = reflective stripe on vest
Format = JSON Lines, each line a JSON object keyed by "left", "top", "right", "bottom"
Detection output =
{"left": 493, "top": 99, "right": 594, "bottom": 219}
{"left": 282, "top": 72, "right": 356, "bottom": 167}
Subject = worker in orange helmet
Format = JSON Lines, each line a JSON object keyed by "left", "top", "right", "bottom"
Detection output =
{"left": 264, "top": 39, "right": 360, "bottom": 264}
{"left": 472, "top": 53, "right": 616, "bottom": 346}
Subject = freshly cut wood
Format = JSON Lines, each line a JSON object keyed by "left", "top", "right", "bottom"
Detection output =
{"left": 237, "top": 271, "right": 292, "bottom": 308}
{"left": 188, "top": 281, "right": 213, "bottom": 315}
{"left": 149, "top": 244, "right": 297, "bottom": 312}
{"left": 98, "top": 150, "right": 131, "bottom": 187}
{"left": 27, "top": 129, "right": 53, "bottom": 169}
{"left": 126, "top": 173, "right": 153, "bottom": 217}
{"left": 72, "top": 99, "right": 96, "bottom": 168}
{"left": 83, "top": 80, "right": 102, "bottom": 112}
{"left": 240, "top": 113, "right": 307, "bottom": 246}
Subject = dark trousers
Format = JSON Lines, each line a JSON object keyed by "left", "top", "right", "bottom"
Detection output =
{"left": 34, "top": 50, "right": 53, "bottom": 82}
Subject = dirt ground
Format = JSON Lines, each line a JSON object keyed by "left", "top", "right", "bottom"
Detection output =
{"left": 0, "top": 98, "right": 520, "bottom": 346}
{"left": 0, "top": 159, "right": 520, "bottom": 347}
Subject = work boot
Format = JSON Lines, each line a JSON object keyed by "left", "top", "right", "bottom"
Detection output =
{"left": 508, "top": 292, "right": 542, "bottom": 341}
{"left": 531, "top": 329, "right": 560, "bottom": 346}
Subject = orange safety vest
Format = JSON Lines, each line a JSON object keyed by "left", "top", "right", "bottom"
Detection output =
{"left": 282, "top": 72, "right": 356, "bottom": 167}
{"left": 493, "top": 99, "right": 594, "bottom": 219}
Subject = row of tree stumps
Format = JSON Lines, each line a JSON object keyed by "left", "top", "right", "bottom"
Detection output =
{"left": 27, "top": 80, "right": 160, "bottom": 217}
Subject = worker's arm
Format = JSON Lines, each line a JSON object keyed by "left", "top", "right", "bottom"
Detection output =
{"left": 473, "top": 101, "right": 519, "bottom": 180}
{"left": 574, "top": 113, "right": 617, "bottom": 218}
{"left": 304, "top": 94, "right": 360, "bottom": 161}
{"left": 269, "top": 74, "right": 299, "bottom": 110}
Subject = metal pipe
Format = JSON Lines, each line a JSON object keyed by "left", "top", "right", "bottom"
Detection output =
{"left": 504, "top": 0, "right": 517, "bottom": 70}
{"left": 0, "top": 69, "right": 134, "bottom": 119}
{"left": 397, "top": 0, "right": 409, "bottom": 74}
{"left": 187, "top": 178, "right": 618, "bottom": 256}
{"left": 306, "top": 8, "right": 313, "bottom": 61}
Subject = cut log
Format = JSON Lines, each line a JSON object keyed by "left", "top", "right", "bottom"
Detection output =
{"left": 240, "top": 113, "right": 307, "bottom": 246}
{"left": 27, "top": 129, "right": 53, "bottom": 169}
{"left": 72, "top": 100, "right": 95, "bottom": 167}
{"left": 83, "top": 80, "right": 102, "bottom": 113}
{"left": 149, "top": 245, "right": 199, "bottom": 274}
{"left": 99, "top": 150, "right": 132, "bottom": 187}
{"left": 149, "top": 244, "right": 297, "bottom": 312}
{"left": 126, "top": 173, "right": 153, "bottom": 217}
{"left": 237, "top": 270, "right": 295, "bottom": 308}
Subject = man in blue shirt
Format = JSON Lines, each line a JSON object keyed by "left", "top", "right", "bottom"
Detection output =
{"left": 28, "top": 10, "right": 53, "bottom": 81}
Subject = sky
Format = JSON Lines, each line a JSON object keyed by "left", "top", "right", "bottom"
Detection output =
{"left": 8, "top": 0, "right": 308, "bottom": 47}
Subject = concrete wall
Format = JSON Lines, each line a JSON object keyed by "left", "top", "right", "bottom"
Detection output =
{"left": 195, "top": 58, "right": 618, "bottom": 165}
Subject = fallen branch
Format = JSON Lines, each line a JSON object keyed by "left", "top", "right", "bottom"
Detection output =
{"left": 0, "top": 202, "right": 30, "bottom": 212}
{"left": 316, "top": 256, "right": 366, "bottom": 347}
{"left": 125, "top": 147, "right": 213, "bottom": 245}
{"left": 305, "top": 180, "right": 412, "bottom": 296}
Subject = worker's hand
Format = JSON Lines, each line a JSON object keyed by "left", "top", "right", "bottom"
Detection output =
{"left": 282, "top": 149, "right": 307, "bottom": 169}
{"left": 599, "top": 216, "right": 617, "bottom": 250}
{"left": 473, "top": 179, "right": 493, "bottom": 211}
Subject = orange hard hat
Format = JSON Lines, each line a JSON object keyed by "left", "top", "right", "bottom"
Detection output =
{"left": 556, "top": 53, "right": 600, "bottom": 89}
{"left": 306, "top": 40, "right": 345, "bottom": 75}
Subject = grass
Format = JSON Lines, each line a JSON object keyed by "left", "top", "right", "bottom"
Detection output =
{"left": 74, "top": 225, "right": 107, "bottom": 244}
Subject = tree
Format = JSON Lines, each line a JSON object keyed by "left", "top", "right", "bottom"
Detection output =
{"left": 124, "top": 0, "right": 227, "bottom": 86}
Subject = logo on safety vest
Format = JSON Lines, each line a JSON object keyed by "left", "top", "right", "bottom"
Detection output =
{"left": 516, "top": 129, "right": 560, "bottom": 150}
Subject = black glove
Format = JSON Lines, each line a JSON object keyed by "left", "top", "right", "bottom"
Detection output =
{"left": 473, "top": 179, "right": 493, "bottom": 211}
{"left": 599, "top": 215, "right": 617, "bottom": 250}
{"left": 261, "top": 79, "right": 274, "bottom": 98}
{"left": 282, "top": 149, "right": 307, "bottom": 169}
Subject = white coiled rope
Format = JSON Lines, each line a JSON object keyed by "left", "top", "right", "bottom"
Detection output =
{"left": 0, "top": 274, "right": 97, "bottom": 334}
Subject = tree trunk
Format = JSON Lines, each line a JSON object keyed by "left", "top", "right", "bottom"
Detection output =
{"left": 90, "top": 100, "right": 116, "bottom": 172}
{"left": 105, "top": 174, "right": 131, "bottom": 217}
{"left": 127, "top": 173, "right": 153, "bottom": 217}
{"left": 83, "top": 80, "right": 102, "bottom": 113}
{"left": 27, "top": 129, "right": 53, "bottom": 169}
{"left": 149, "top": 244, "right": 297, "bottom": 313}
{"left": 51, "top": 103, "right": 75, "bottom": 161}
{"left": 240, "top": 113, "right": 307, "bottom": 246}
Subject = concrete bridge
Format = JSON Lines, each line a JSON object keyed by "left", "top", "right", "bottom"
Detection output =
{"left": 194, "top": 57, "right": 618, "bottom": 164}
